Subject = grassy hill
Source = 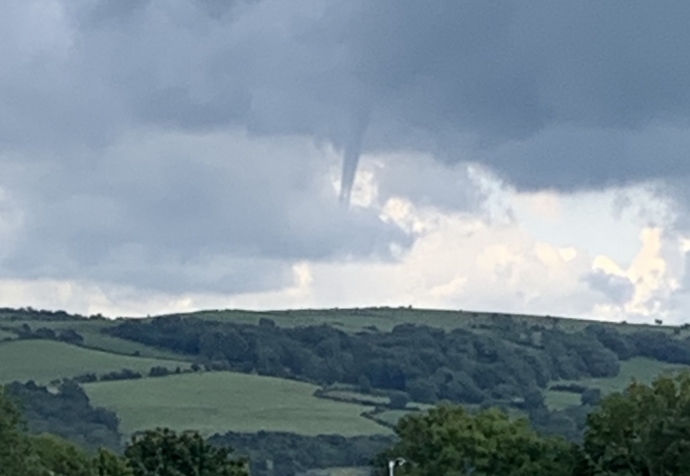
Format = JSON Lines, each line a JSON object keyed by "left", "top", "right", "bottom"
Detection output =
{"left": 3, "top": 306, "right": 690, "bottom": 476}
{"left": 0, "top": 340, "right": 190, "bottom": 384}
{"left": 544, "top": 357, "right": 688, "bottom": 410}
{"left": 84, "top": 372, "right": 389, "bottom": 437}
{"left": 3, "top": 306, "right": 690, "bottom": 441}
{"left": 0, "top": 316, "right": 188, "bottom": 360}
{"left": 185, "top": 307, "right": 685, "bottom": 335}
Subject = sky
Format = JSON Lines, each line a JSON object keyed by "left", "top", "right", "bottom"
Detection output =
{"left": 1, "top": 0, "right": 690, "bottom": 323}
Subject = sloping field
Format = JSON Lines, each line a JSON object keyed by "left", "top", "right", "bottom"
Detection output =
{"left": 185, "top": 307, "right": 682, "bottom": 335}
{"left": 0, "top": 340, "right": 190, "bottom": 383}
{"left": 76, "top": 330, "right": 190, "bottom": 361}
{"left": 0, "top": 318, "right": 186, "bottom": 360}
{"left": 545, "top": 357, "right": 690, "bottom": 410}
{"left": 554, "top": 357, "right": 688, "bottom": 394}
{"left": 84, "top": 372, "right": 391, "bottom": 437}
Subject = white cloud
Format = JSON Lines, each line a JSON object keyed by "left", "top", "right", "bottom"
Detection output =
{"left": 3, "top": 155, "right": 689, "bottom": 324}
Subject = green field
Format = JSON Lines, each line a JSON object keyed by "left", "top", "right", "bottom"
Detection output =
{"left": 0, "top": 318, "right": 189, "bottom": 360}
{"left": 182, "top": 307, "right": 685, "bottom": 336}
{"left": 76, "top": 331, "right": 190, "bottom": 361}
{"left": 544, "top": 357, "right": 689, "bottom": 410}
{"left": 545, "top": 391, "right": 582, "bottom": 410}
{"left": 371, "top": 409, "right": 414, "bottom": 427}
{"left": 84, "top": 372, "right": 391, "bottom": 437}
{"left": 552, "top": 357, "right": 688, "bottom": 394}
{"left": 0, "top": 340, "right": 191, "bottom": 384}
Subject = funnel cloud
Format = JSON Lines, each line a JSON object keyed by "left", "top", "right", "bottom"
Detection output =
{"left": 3, "top": 0, "right": 690, "bottom": 307}
{"left": 339, "top": 104, "right": 371, "bottom": 205}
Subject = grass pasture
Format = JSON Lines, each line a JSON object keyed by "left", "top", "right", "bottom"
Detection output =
{"left": 544, "top": 357, "right": 690, "bottom": 410}
{"left": 0, "top": 317, "right": 188, "bottom": 360}
{"left": 545, "top": 391, "right": 582, "bottom": 411}
{"left": 84, "top": 372, "right": 391, "bottom": 437}
{"left": 555, "top": 357, "right": 688, "bottom": 394}
{"left": 183, "top": 307, "right": 684, "bottom": 336}
{"left": 370, "top": 409, "right": 413, "bottom": 427}
{"left": 0, "top": 340, "right": 190, "bottom": 384}
{"left": 76, "top": 330, "right": 190, "bottom": 361}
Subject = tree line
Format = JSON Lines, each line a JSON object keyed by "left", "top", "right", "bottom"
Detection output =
{"left": 379, "top": 371, "right": 690, "bottom": 476}
{"left": 0, "top": 384, "right": 249, "bottom": 476}
{"left": 107, "top": 317, "right": 690, "bottom": 408}
{"left": 5, "top": 372, "right": 690, "bottom": 475}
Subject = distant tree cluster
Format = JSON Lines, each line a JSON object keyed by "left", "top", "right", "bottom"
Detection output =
{"left": 209, "top": 432, "right": 395, "bottom": 476}
{"left": 107, "top": 317, "right": 631, "bottom": 411}
{"left": 5, "top": 380, "right": 122, "bottom": 452}
{"left": 69, "top": 366, "right": 185, "bottom": 385}
{"left": 7, "top": 372, "right": 690, "bottom": 475}
{"left": 0, "top": 307, "right": 87, "bottom": 322}
{"left": 12, "top": 323, "right": 85, "bottom": 345}
{"left": 0, "top": 385, "right": 249, "bottom": 476}
{"left": 378, "top": 371, "right": 690, "bottom": 476}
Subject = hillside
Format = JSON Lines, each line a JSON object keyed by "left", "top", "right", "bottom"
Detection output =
{"left": 2, "top": 306, "right": 690, "bottom": 475}
{"left": 0, "top": 340, "right": 191, "bottom": 384}
{"left": 84, "top": 372, "right": 389, "bottom": 437}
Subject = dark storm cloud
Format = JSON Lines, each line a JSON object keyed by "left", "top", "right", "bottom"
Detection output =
{"left": 67, "top": 0, "right": 690, "bottom": 188}
{"left": 2, "top": 0, "right": 690, "bottom": 294}
{"left": 0, "top": 132, "right": 407, "bottom": 293}
{"left": 339, "top": 0, "right": 690, "bottom": 189}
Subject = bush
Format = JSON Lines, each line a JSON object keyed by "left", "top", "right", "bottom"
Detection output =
{"left": 389, "top": 391, "right": 410, "bottom": 409}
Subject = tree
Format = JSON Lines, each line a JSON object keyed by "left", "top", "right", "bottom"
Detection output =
{"left": 0, "top": 386, "right": 39, "bottom": 476}
{"left": 580, "top": 388, "right": 602, "bottom": 407}
{"left": 389, "top": 391, "right": 410, "bottom": 410}
{"left": 583, "top": 371, "right": 690, "bottom": 475}
{"left": 95, "top": 448, "right": 134, "bottom": 476}
{"left": 31, "top": 433, "right": 94, "bottom": 476}
{"left": 378, "top": 404, "right": 578, "bottom": 476}
{"left": 125, "top": 428, "right": 249, "bottom": 476}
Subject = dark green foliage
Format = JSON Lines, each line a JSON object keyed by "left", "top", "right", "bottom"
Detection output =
{"left": 95, "top": 448, "right": 135, "bottom": 476}
{"left": 107, "top": 317, "right": 632, "bottom": 409}
{"left": 585, "top": 325, "right": 636, "bottom": 360}
{"left": 32, "top": 433, "right": 96, "bottom": 476}
{"left": 630, "top": 330, "right": 690, "bottom": 364}
{"left": 148, "top": 366, "right": 170, "bottom": 378}
{"left": 6, "top": 380, "right": 122, "bottom": 452}
{"left": 583, "top": 371, "right": 690, "bottom": 475}
{"left": 551, "top": 383, "right": 588, "bottom": 393}
{"left": 389, "top": 391, "right": 410, "bottom": 409}
{"left": 209, "top": 431, "right": 396, "bottom": 476}
{"left": 0, "top": 306, "right": 86, "bottom": 322}
{"left": 378, "top": 404, "right": 579, "bottom": 476}
{"left": 125, "top": 428, "right": 249, "bottom": 476}
{"left": 58, "top": 329, "right": 85, "bottom": 345}
{"left": 0, "top": 385, "right": 41, "bottom": 476}
{"left": 100, "top": 369, "right": 143, "bottom": 382}
{"left": 580, "top": 388, "right": 602, "bottom": 407}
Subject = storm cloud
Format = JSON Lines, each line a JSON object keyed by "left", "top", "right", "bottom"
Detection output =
{"left": 1, "top": 0, "right": 690, "bottom": 296}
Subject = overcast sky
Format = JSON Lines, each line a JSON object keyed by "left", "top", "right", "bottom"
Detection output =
{"left": 2, "top": 0, "right": 690, "bottom": 323}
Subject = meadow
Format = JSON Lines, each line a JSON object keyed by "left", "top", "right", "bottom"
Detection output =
{"left": 84, "top": 371, "right": 391, "bottom": 437}
{"left": 0, "top": 318, "right": 187, "bottom": 360}
{"left": 3, "top": 307, "right": 690, "bottom": 439}
{"left": 185, "top": 307, "right": 686, "bottom": 336}
{"left": 0, "top": 340, "right": 190, "bottom": 384}
{"left": 544, "top": 357, "right": 689, "bottom": 410}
